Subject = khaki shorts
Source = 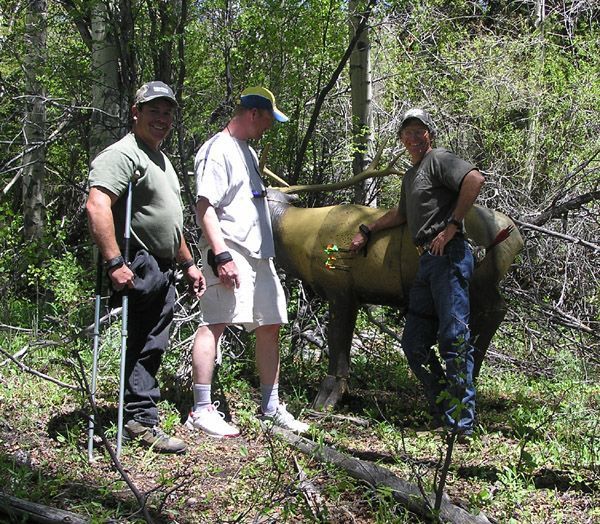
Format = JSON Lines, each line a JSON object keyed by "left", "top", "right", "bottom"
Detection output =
{"left": 197, "top": 245, "right": 288, "bottom": 331}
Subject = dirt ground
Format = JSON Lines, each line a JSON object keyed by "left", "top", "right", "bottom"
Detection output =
{"left": 1, "top": 383, "right": 598, "bottom": 523}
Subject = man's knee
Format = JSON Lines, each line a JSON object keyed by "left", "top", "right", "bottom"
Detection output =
{"left": 193, "top": 324, "right": 225, "bottom": 352}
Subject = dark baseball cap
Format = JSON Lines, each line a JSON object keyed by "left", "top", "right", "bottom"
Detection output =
{"left": 400, "top": 108, "right": 435, "bottom": 136}
{"left": 134, "top": 81, "right": 178, "bottom": 106}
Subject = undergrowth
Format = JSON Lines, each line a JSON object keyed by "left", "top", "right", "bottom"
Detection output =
{"left": 0, "top": 269, "right": 599, "bottom": 522}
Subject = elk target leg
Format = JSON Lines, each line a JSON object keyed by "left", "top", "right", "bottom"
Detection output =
{"left": 469, "top": 289, "right": 507, "bottom": 378}
{"left": 312, "top": 296, "right": 359, "bottom": 410}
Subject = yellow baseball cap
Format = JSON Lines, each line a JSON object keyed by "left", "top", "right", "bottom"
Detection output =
{"left": 240, "top": 86, "right": 288, "bottom": 123}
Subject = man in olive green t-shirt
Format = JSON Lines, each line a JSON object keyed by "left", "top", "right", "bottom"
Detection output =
{"left": 86, "top": 81, "right": 205, "bottom": 453}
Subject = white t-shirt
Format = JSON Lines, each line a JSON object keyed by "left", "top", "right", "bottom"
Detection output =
{"left": 194, "top": 132, "right": 275, "bottom": 258}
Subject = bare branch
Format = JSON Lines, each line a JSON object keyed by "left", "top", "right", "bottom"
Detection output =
{"left": 57, "top": 0, "right": 93, "bottom": 49}
{"left": 550, "top": 148, "right": 600, "bottom": 206}
{"left": 515, "top": 219, "right": 600, "bottom": 254}
{"left": 259, "top": 145, "right": 291, "bottom": 187}
{"left": 362, "top": 304, "right": 404, "bottom": 344}
{"left": 268, "top": 426, "right": 492, "bottom": 523}
{"left": 0, "top": 344, "right": 28, "bottom": 367}
{"left": 0, "top": 323, "right": 33, "bottom": 333}
{"left": 275, "top": 144, "right": 405, "bottom": 194}
{"left": 0, "top": 493, "right": 88, "bottom": 524}
{"left": 0, "top": 347, "right": 80, "bottom": 390}
{"left": 71, "top": 354, "right": 156, "bottom": 523}
{"left": 531, "top": 190, "right": 600, "bottom": 227}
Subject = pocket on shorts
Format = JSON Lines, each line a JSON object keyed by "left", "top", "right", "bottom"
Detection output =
{"left": 199, "top": 281, "right": 236, "bottom": 324}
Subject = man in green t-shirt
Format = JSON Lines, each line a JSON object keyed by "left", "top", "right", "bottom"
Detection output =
{"left": 86, "top": 81, "right": 205, "bottom": 453}
{"left": 349, "top": 108, "right": 484, "bottom": 442}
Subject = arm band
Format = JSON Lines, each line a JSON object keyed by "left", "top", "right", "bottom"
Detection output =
{"left": 214, "top": 251, "right": 233, "bottom": 265}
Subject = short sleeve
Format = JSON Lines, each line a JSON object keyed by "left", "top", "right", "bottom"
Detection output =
{"left": 89, "top": 148, "right": 135, "bottom": 198}
{"left": 431, "top": 150, "right": 476, "bottom": 192}
{"left": 195, "top": 153, "right": 230, "bottom": 208}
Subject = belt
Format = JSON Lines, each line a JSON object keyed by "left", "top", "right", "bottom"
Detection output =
{"left": 415, "top": 242, "right": 431, "bottom": 256}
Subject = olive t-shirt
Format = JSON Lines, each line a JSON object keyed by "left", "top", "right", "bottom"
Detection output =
{"left": 88, "top": 133, "right": 184, "bottom": 260}
{"left": 399, "top": 148, "right": 476, "bottom": 244}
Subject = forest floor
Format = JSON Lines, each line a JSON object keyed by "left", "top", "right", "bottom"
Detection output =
{"left": 1, "top": 341, "right": 599, "bottom": 524}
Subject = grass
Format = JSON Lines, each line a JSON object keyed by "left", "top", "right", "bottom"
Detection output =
{"left": 0, "top": 306, "right": 599, "bottom": 523}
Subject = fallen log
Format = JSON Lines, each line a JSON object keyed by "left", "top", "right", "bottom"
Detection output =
{"left": 268, "top": 426, "right": 491, "bottom": 524}
{"left": 0, "top": 493, "right": 89, "bottom": 524}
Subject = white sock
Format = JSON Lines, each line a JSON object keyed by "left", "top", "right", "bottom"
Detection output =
{"left": 193, "top": 384, "right": 212, "bottom": 412}
{"left": 261, "top": 383, "right": 280, "bottom": 415}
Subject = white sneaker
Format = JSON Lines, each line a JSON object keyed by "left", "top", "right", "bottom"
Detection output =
{"left": 259, "top": 403, "right": 310, "bottom": 434}
{"left": 185, "top": 401, "right": 240, "bottom": 438}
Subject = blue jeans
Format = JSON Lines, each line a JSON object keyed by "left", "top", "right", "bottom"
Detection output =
{"left": 117, "top": 250, "right": 175, "bottom": 427}
{"left": 401, "top": 237, "right": 476, "bottom": 432}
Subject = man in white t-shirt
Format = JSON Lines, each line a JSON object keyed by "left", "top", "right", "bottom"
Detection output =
{"left": 187, "top": 87, "right": 309, "bottom": 438}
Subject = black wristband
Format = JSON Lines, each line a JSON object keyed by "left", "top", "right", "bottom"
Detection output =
{"left": 179, "top": 258, "right": 195, "bottom": 270}
{"left": 214, "top": 251, "right": 233, "bottom": 266}
{"left": 104, "top": 255, "right": 125, "bottom": 271}
{"left": 359, "top": 224, "right": 371, "bottom": 240}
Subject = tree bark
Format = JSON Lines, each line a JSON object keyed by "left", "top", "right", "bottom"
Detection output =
{"left": 526, "top": 0, "right": 545, "bottom": 193}
{"left": 90, "top": 0, "right": 125, "bottom": 159}
{"left": 349, "top": 0, "right": 375, "bottom": 205}
{"left": 22, "top": 0, "right": 47, "bottom": 240}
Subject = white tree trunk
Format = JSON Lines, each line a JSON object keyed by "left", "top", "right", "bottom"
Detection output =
{"left": 527, "top": 0, "right": 546, "bottom": 193}
{"left": 349, "top": 0, "right": 375, "bottom": 205}
{"left": 22, "top": 0, "right": 47, "bottom": 240}
{"left": 90, "top": 0, "right": 124, "bottom": 159}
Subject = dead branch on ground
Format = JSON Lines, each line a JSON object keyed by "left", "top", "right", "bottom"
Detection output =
{"left": 0, "top": 493, "right": 89, "bottom": 524}
{"left": 269, "top": 426, "right": 491, "bottom": 524}
{"left": 72, "top": 353, "right": 157, "bottom": 524}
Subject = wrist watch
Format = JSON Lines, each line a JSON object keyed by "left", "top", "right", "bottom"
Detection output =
{"left": 446, "top": 217, "right": 462, "bottom": 228}
{"left": 179, "top": 259, "right": 195, "bottom": 270}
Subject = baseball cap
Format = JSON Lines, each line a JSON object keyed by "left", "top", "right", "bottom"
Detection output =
{"left": 134, "top": 81, "right": 178, "bottom": 106}
{"left": 400, "top": 108, "right": 435, "bottom": 136}
{"left": 240, "top": 86, "right": 288, "bottom": 123}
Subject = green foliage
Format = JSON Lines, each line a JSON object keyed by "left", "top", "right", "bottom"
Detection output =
{"left": 184, "top": 0, "right": 350, "bottom": 180}
{"left": 0, "top": 0, "right": 599, "bottom": 521}
{"left": 26, "top": 251, "right": 90, "bottom": 315}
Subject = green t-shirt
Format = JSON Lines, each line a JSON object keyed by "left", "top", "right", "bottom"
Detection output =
{"left": 399, "top": 148, "right": 476, "bottom": 244}
{"left": 89, "top": 133, "right": 184, "bottom": 260}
